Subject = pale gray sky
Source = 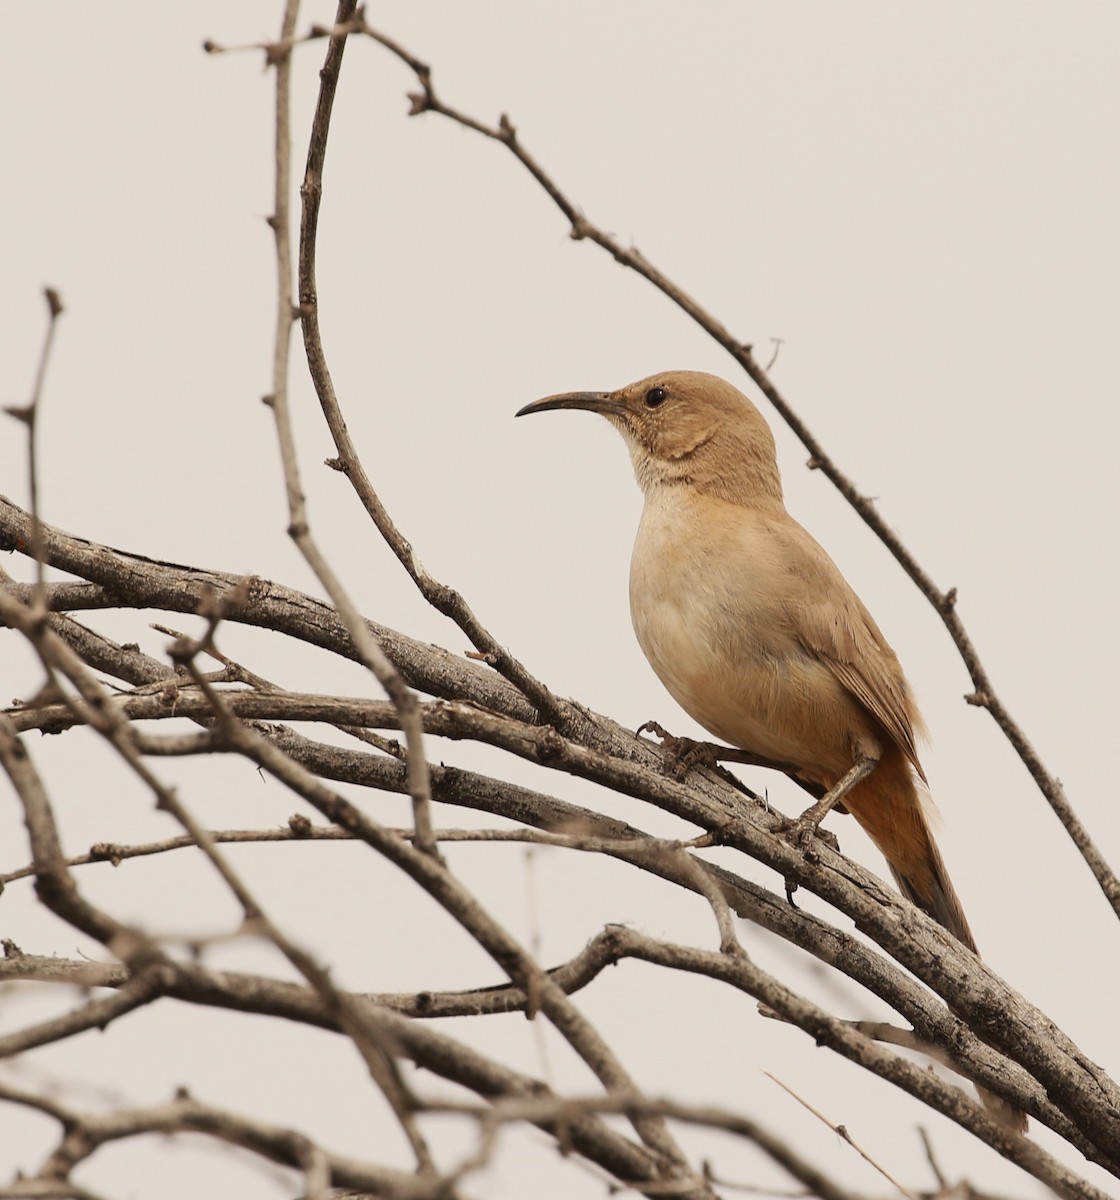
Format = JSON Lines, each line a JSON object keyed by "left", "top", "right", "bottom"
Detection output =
{"left": 2, "top": 4, "right": 1118, "bottom": 1197}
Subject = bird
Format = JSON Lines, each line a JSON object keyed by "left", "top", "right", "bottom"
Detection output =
{"left": 516, "top": 369, "right": 1025, "bottom": 1129}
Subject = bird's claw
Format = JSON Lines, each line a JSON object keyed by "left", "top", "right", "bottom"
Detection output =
{"left": 776, "top": 811, "right": 840, "bottom": 856}
{"left": 636, "top": 720, "right": 719, "bottom": 780}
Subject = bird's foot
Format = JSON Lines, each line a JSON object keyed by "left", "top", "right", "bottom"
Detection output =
{"left": 776, "top": 810, "right": 841, "bottom": 856}
{"left": 635, "top": 720, "right": 721, "bottom": 780}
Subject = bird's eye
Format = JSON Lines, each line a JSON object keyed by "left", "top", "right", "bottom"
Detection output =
{"left": 645, "top": 386, "right": 667, "bottom": 408}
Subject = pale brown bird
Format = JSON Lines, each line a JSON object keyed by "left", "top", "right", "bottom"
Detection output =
{"left": 518, "top": 369, "right": 1024, "bottom": 1128}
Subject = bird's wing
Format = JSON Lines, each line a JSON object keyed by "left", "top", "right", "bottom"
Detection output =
{"left": 778, "top": 519, "right": 927, "bottom": 780}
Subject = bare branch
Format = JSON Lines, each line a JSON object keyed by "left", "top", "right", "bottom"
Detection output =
{"left": 0, "top": 1081, "right": 442, "bottom": 1199}
{"left": 0, "top": 964, "right": 165, "bottom": 1058}
{"left": 4, "top": 506, "right": 1118, "bottom": 1167}
{"left": 0, "top": 955, "right": 693, "bottom": 1194}
{"left": 192, "top": 675, "right": 710, "bottom": 1191}
{"left": 1, "top": 579, "right": 440, "bottom": 1177}
{"left": 433, "top": 1089, "right": 1111, "bottom": 1200}
{"left": 0, "top": 498, "right": 539, "bottom": 723}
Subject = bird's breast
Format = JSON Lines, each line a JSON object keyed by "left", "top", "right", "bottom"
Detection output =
{"left": 628, "top": 490, "right": 859, "bottom": 776}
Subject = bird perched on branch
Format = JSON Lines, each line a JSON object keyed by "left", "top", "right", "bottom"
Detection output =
{"left": 517, "top": 369, "right": 1024, "bottom": 1131}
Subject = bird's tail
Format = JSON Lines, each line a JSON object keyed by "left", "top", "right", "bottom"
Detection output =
{"left": 843, "top": 746, "right": 977, "bottom": 950}
{"left": 843, "top": 748, "right": 1027, "bottom": 1132}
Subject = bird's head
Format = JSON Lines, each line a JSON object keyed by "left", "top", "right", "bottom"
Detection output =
{"left": 516, "top": 370, "right": 783, "bottom": 507}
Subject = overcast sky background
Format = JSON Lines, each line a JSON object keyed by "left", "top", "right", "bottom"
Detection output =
{"left": 2, "top": 4, "right": 1119, "bottom": 1197}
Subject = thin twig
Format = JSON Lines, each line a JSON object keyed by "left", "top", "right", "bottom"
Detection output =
{"left": 764, "top": 1073, "right": 919, "bottom": 1200}
{"left": 917, "top": 1127, "right": 947, "bottom": 1190}
{"left": 3, "top": 287, "right": 64, "bottom": 596}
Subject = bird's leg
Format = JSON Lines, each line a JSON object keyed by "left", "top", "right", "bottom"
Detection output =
{"left": 785, "top": 753, "right": 879, "bottom": 846}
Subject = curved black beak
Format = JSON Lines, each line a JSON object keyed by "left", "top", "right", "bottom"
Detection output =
{"left": 515, "top": 391, "right": 628, "bottom": 418}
